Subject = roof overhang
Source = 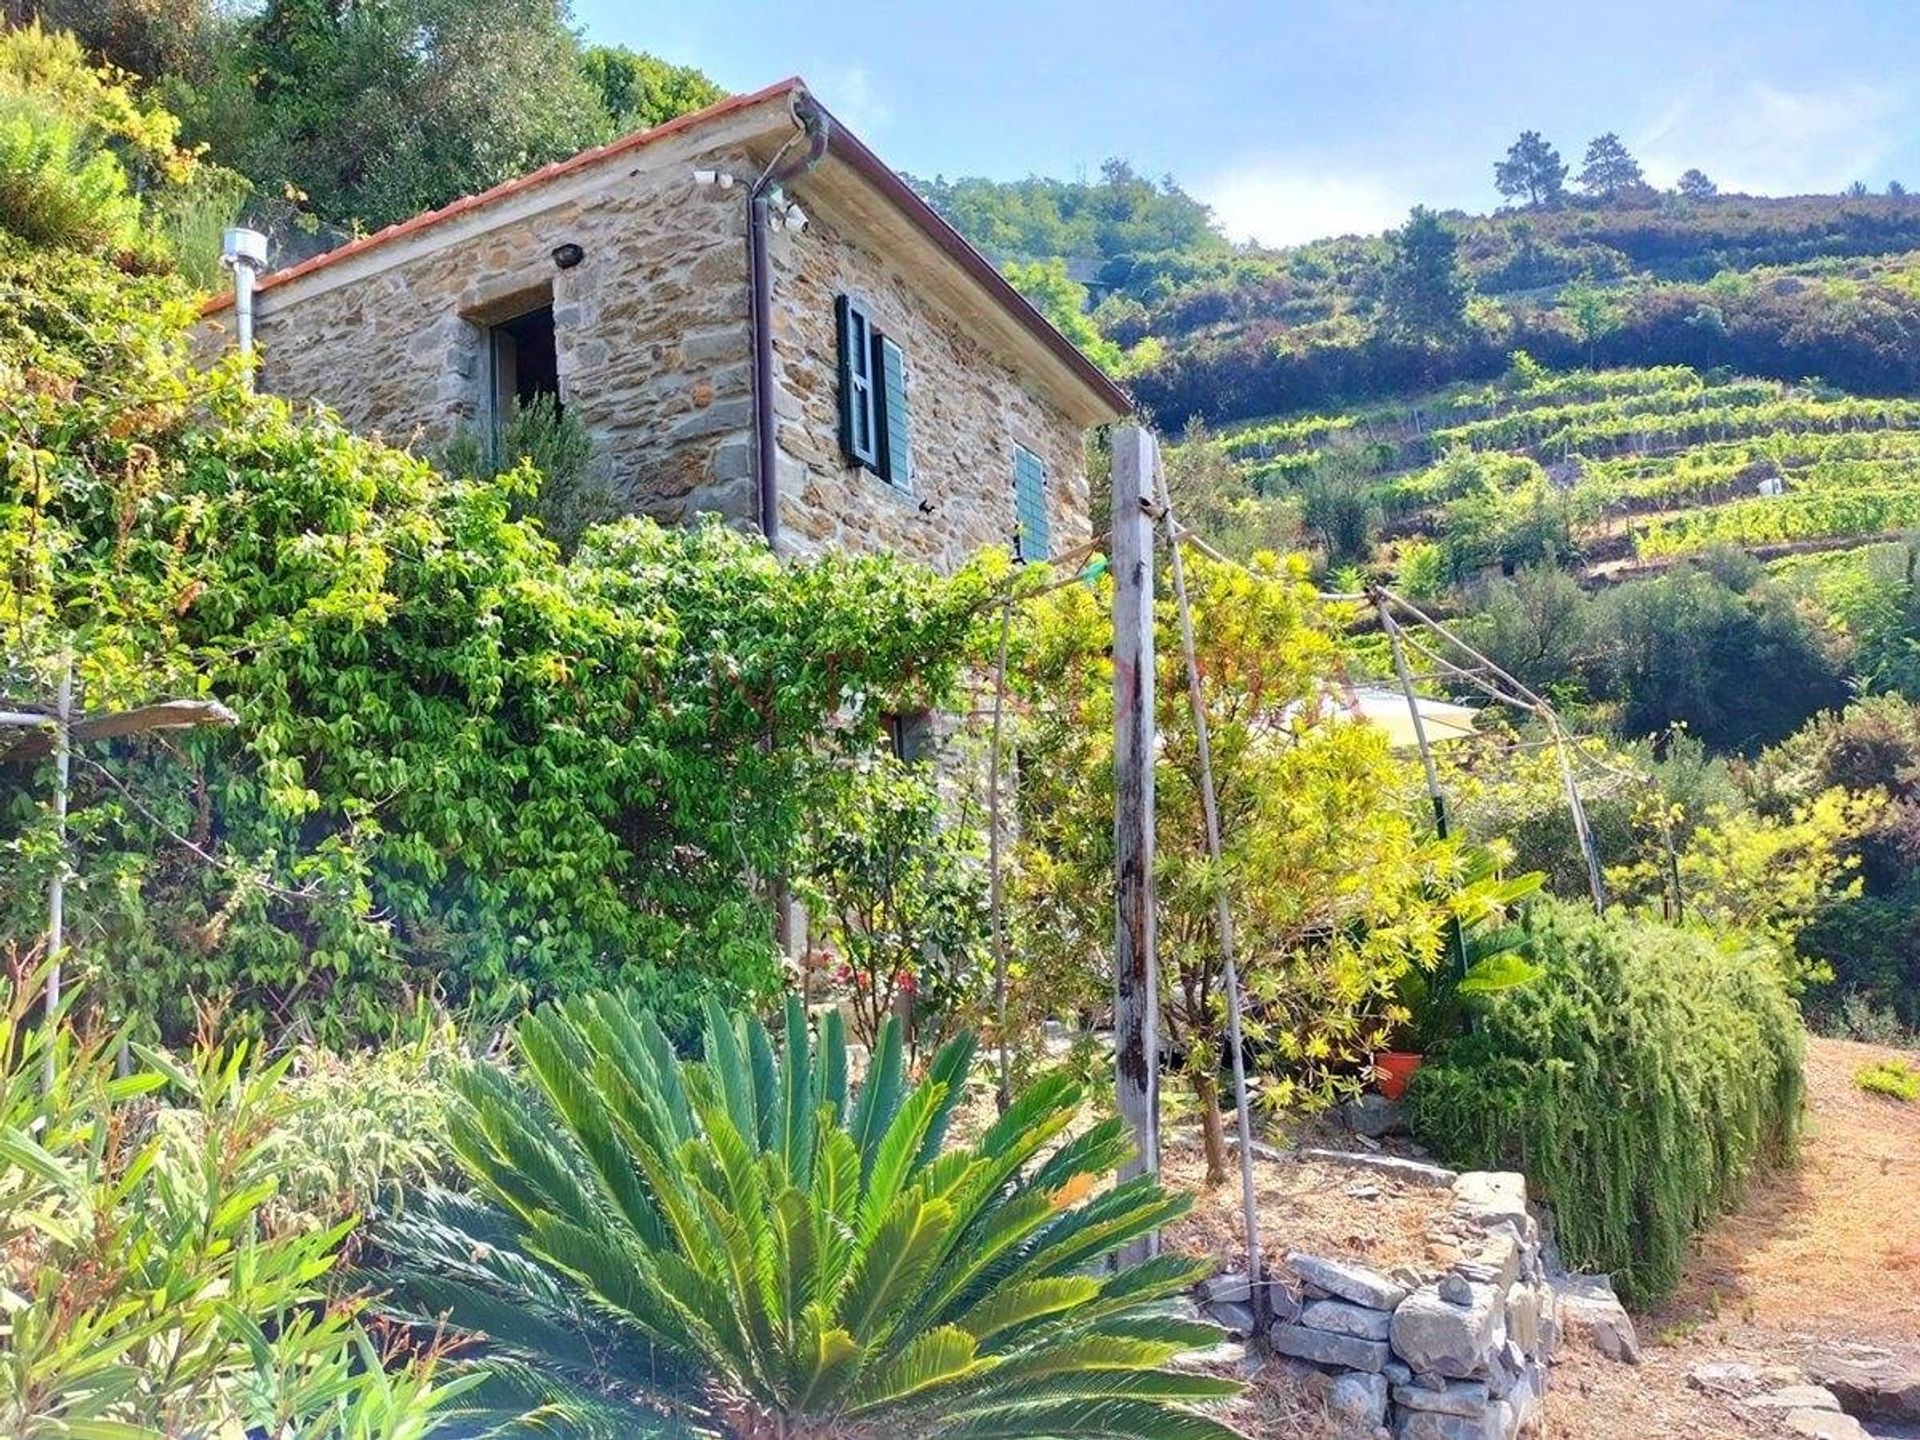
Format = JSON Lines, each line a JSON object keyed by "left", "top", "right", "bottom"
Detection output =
{"left": 202, "top": 79, "right": 1133, "bottom": 427}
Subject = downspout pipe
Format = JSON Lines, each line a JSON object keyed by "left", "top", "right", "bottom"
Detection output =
{"left": 748, "top": 89, "right": 831, "bottom": 550}
{"left": 221, "top": 227, "right": 269, "bottom": 382}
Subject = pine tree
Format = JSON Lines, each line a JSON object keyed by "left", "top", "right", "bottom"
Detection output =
{"left": 1495, "top": 131, "right": 1568, "bottom": 208}
{"left": 1577, "top": 133, "right": 1645, "bottom": 199}
{"left": 1676, "top": 167, "right": 1717, "bottom": 200}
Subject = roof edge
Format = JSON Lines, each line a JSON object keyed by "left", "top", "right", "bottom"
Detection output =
{"left": 200, "top": 78, "right": 803, "bottom": 317}
{"left": 806, "top": 97, "right": 1133, "bottom": 419}
{"left": 199, "top": 77, "right": 1134, "bottom": 420}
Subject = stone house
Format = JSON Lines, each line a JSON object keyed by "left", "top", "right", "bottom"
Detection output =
{"left": 199, "top": 78, "right": 1133, "bottom": 573}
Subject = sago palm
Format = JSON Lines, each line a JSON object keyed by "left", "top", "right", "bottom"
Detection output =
{"left": 380, "top": 992, "right": 1244, "bottom": 1439}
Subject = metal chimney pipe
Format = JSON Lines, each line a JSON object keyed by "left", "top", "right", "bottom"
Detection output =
{"left": 220, "top": 227, "right": 269, "bottom": 373}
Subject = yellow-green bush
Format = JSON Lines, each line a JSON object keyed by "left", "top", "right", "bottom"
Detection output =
{"left": 1409, "top": 899, "right": 1804, "bottom": 1304}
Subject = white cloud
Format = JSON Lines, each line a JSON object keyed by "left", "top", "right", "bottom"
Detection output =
{"left": 1195, "top": 159, "right": 1409, "bottom": 247}
{"left": 814, "top": 65, "right": 892, "bottom": 138}
{"left": 1636, "top": 78, "right": 1909, "bottom": 193}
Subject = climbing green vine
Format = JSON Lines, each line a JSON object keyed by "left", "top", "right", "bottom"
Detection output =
{"left": 0, "top": 235, "right": 997, "bottom": 1042}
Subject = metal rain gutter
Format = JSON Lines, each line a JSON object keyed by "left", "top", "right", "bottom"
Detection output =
{"left": 747, "top": 88, "right": 832, "bottom": 550}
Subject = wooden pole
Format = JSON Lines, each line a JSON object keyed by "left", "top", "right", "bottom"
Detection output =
{"left": 1110, "top": 425, "right": 1160, "bottom": 1194}
{"left": 1155, "top": 463, "right": 1263, "bottom": 1315}
{"left": 986, "top": 596, "right": 1014, "bottom": 1113}
{"left": 44, "top": 653, "right": 72, "bottom": 1092}
{"left": 1377, "top": 596, "right": 1472, "bottom": 981}
{"left": 1554, "top": 731, "right": 1609, "bottom": 915}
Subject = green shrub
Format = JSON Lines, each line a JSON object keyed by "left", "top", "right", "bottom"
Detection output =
{"left": 1408, "top": 900, "right": 1804, "bottom": 1304}
{"left": 1856, "top": 1057, "right": 1920, "bottom": 1102}
{"left": 381, "top": 994, "right": 1244, "bottom": 1439}
{"left": 265, "top": 1014, "right": 464, "bottom": 1229}
{"left": 0, "top": 89, "right": 144, "bottom": 252}
{"left": 0, "top": 971, "right": 458, "bottom": 1436}
{"left": 443, "top": 391, "right": 616, "bottom": 553}
{"left": 799, "top": 753, "right": 989, "bottom": 1052}
{"left": 0, "top": 235, "right": 993, "bottom": 1044}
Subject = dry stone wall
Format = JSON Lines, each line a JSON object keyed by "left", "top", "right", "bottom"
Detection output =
{"left": 1197, "top": 1163, "right": 1573, "bottom": 1440}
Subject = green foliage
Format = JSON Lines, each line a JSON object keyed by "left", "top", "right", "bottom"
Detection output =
{"left": 1747, "top": 695, "right": 1920, "bottom": 1022}
{"left": 580, "top": 44, "right": 726, "bottom": 133}
{"left": 381, "top": 994, "right": 1243, "bottom": 1439}
{"left": 1011, "top": 550, "right": 1460, "bottom": 1180}
{"left": 0, "top": 20, "right": 202, "bottom": 262}
{"left": 0, "top": 970, "right": 458, "bottom": 1436}
{"left": 0, "top": 235, "right": 990, "bottom": 1043}
{"left": 1677, "top": 168, "right": 1717, "bottom": 201}
{"left": 1469, "top": 561, "right": 1848, "bottom": 751}
{"left": 915, "top": 158, "right": 1231, "bottom": 308}
{"left": 1379, "top": 206, "right": 1472, "bottom": 345}
{"left": 1393, "top": 538, "right": 1449, "bottom": 600}
{"left": 1495, "top": 131, "right": 1569, "bottom": 208}
{"left": 1577, "top": 133, "right": 1646, "bottom": 200}
{"left": 1408, "top": 900, "right": 1805, "bottom": 1305}
{"left": 264, "top": 1016, "right": 463, "bottom": 1229}
{"left": 1855, "top": 1057, "right": 1919, "bottom": 1102}
{"left": 149, "top": 0, "right": 723, "bottom": 231}
{"left": 0, "top": 87, "right": 145, "bottom": 252}
{"left": 1299, "top": 448, "right": 1382, "bottom": 565}
{"left": 443, "top": 392, "right": 615, "bottom": 553}
{"left": 800, "top": 754, "right": 989, "bottom": 1051}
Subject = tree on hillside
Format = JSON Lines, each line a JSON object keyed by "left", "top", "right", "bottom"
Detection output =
{"left": 1676, "top": 167, "right": 1717, "bottom": 200}
{"left": 1847, "top": 180, "right": 1871, "bottom": 198}
{"left": 223, "top": 0, "right": 612, "bottom": 229}
{"left": 1004, "top": 256, "right": 1124, "bottom": 373}
{"left": 1379, "top": 204, "right": 1471, "bottom": 343}
{"left": 581, "top": 44, "right": 725, "bottom": 133}
{"left": 1495, "top": 130, "right": 1568, "bottom": 208}
{"left": 1560, "top": 273, "right": 1621, "bottom": 365}
{"left": 1577, "top": 132, "right": 1646, "bottom": 199}
{"left": 1892, "top": 181, "right": 1909, "bottom": 198}
{"left": 15, "top": 0, "right": 224, "bottom": 84}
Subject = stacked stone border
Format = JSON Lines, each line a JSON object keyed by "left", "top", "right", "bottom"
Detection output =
{"left": 1194, "top": 1156, "right": 1641, "bottom": 1439}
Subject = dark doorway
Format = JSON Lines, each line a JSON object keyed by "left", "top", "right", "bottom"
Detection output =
{"left": 490, "top": 303, "right": 559, "bottom": 429}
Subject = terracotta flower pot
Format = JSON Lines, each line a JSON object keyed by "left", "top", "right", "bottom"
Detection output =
{"left": 1374, "top": 1050, "right": 1423, "bottom": 1101}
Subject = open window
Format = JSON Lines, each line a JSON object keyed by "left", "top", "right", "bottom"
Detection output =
{"left": 489, "top": 301, "right": 559, "bottom": 444}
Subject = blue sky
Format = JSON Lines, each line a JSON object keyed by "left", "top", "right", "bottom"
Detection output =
{"left": 574, "top": 1, "right": 1920, "bottom": 246}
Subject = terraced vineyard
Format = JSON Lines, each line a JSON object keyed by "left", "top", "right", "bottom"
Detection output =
{"left": 1209, "top": 360, "right": 1920, "bottom": 584}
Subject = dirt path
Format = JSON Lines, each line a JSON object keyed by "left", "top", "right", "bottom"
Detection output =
{"left": 1551, "top": 1035, "right": 1920, "bottom": 1439}
{"left": 1214, "top": 1035, "right": 1920, "bottom": 1439}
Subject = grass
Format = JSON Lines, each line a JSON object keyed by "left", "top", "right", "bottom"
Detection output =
{"left": 1855, "top": 1057, "right": 1920, "bottom": 1102}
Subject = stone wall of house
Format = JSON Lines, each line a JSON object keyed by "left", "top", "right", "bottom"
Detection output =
{"left": 764, "top": 200, "right": 1092, "bottom": 569}
{"left": 221, "top": 144, "right": 766, "bottom": 530}
{"left": 203, "top": 141, "right": 1094, "bottom": 574}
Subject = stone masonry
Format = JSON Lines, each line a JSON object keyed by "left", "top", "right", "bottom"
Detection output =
{"left": 198, "top": 93, "right": 1101, "bottom": 574}
{"left": 1197, "top": 1165, "right": 1578, "bottom": 1440}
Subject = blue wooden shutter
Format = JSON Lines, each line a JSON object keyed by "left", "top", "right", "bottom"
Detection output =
{"left": 837, "top": 295, "right": 878, "bottom": 468}
{"left": 875, "top": 335, "right": 912, "bottom": 488}
{"left": 1013, "top": 446, "right": 1050, "bottom": 561}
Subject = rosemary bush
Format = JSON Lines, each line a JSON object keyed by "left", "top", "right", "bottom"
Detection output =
{"left": 1409, "top": 899, "right": 1804, "bottom": 1304}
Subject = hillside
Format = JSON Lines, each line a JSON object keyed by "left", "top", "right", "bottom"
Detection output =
{"left": 1207, "top": 360, "right": 1920, "bottom": 585}
{"left": 916, "top": 165, "right": 1920, "bottom": 429}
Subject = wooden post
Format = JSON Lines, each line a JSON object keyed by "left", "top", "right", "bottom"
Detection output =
{"left": 1110, "top": 425, "right": 1160, "bottom": 1190}
{"left": 986, "top": 596, "right": 1015, "bottom": 1113}
{"left": 44, "top": 653, "right": 72, "bottom": 1092}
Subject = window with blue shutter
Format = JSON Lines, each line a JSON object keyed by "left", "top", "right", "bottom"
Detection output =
{"left": 875, "top": 335, "right": 912, "bottom": 489}
{"left": 1013, "top": 446, "right": 1050, "bottom": 561}
{"left": 837, "top": 295, "right": 878, "bottom": 469}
